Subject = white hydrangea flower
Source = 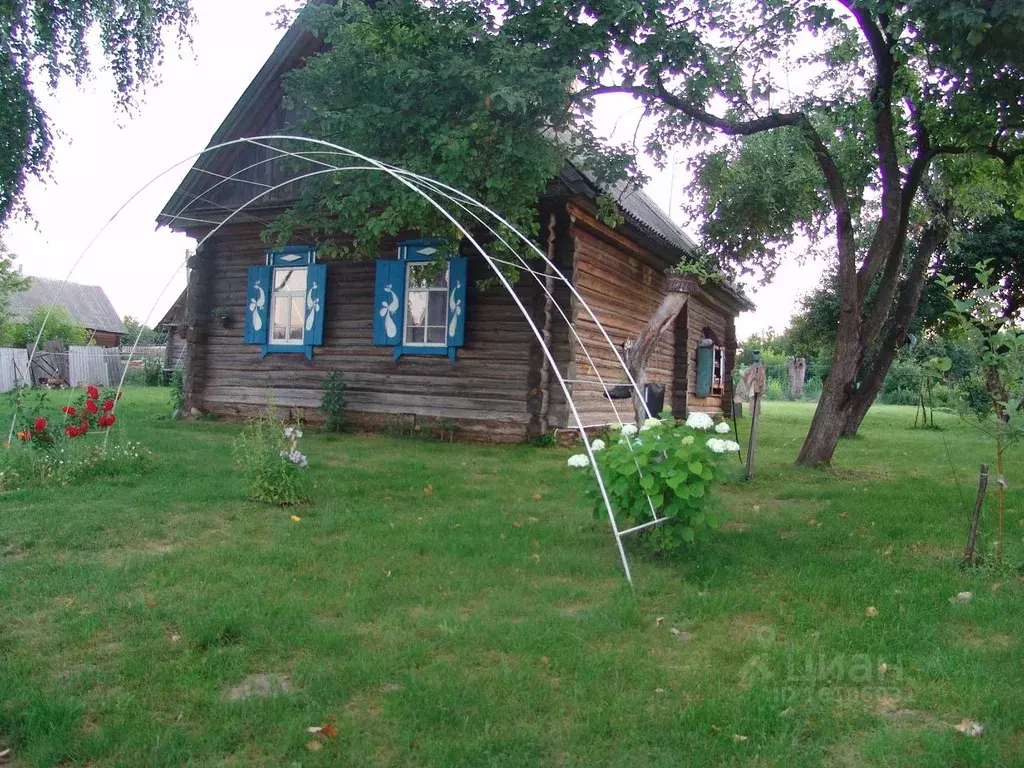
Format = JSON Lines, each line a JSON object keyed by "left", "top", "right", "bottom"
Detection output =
{"left": 723, "top": 440, "right": 741, "bottom": 452}
{"left": 567, "top": 453, "right": 590, "bottom": 468}
{"left": 591, "top": 439, "right": 606, "bottom": 452}
{"left": 685, "top": 412, "right": 715, "bottom": 431}
{"left": 715, "top": 421, "right": 731, "bottom": 434}
{"left": 640, "top": 417, "right": 662, "bottom": 432}
{"left": 608, "top": 422, "right": 623, "bottom": 431}
{"left": 706, "top": 438, "right": 727, "bottom": 454}
{"left": 620, "top": 423, "right": 638, "bottom": 437}
{"left": 681, "top": 435, "right": 695, "bottom": 446}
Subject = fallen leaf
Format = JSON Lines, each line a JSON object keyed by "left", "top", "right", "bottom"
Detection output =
{"left": 527, "top": 517, "right": 539, "bottom": 523}
{"left": 865, "top": 606, "right": 878, "bottom": 618}
{"left": 320, "top": 723, "right": 338, "bottom": 739}
{"left": 513, "top": 521, "right": 523, "bottom": 528}
{"left": 169, "top": 633, "right": 181, "bottom": 644}
{"left": 950, "top": 591, "right": 974, "bottom": 604}
{"left": 991, "top": 582, "right": 1001, "bottom": 592}
{"left": 878, "top": 663, "right": 889, "bottom": 676}
{"left": 531, "top": 553, "right": 541, "bottom": 562}
{"left": 423, "top": 485, "right": 433, "bottom": 495}
{"left": 953, "top": 718, "right": 984, "bottom": 737}
{"left": 383, "top": 569, "right": 391, "bottom": 577}
{"left": 809, "top": 519, "right": 820, "bottom": 526}
{"left": 656, "top": 616, "right": 664, "bottom": 625}
{"left": 883, "top": 549, "right": 893, "bottom": 556}
{"left": 532, "top": 492, "right": 542, "bottom": 501}
{"left": 778, "top": 708, "right": 794, "bottom": 718}
{"left": 655, "top": 688, "right": 665, "bottom": 694}
{"left": 290, "top": 515, "right": 302, "bottom": 523}
{"left": 307, "top": 726, "right": 323, "bottom": 734}
{"left": 710, "top": 725, "right": 721, "bottom": 734}
{"left": 752, "top": 504, "right": 760, "bottom": 514}
{"left": 540, "top": 656, "right": 550, "bottom": 667}
{"left": 306, "top": 740, "right": 323, "bottom": 752}
{"left": 838, "top": 513, "right": 849, "bottom": 520}
{"left": 732, "top": 734, "right": 748, "bottom": 743}
{"left": 669, "top": 628, "right": 695, "bottom": 642}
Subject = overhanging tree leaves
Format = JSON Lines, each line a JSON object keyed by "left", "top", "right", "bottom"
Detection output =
{"left": 498, "top": 0, "right": 1024, "bottom": 464}
{"left": 0, "top": 1, "right": 194, "bottom": 225}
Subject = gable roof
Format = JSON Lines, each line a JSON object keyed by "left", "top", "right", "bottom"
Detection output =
{"left": 10, "top": 277, "right": 127, "bottom": 335}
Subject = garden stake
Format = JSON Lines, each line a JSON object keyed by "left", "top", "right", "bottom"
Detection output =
{"left": 963, "top": 463, "right": 988, "bottom": 564}
{"left": 745, "top": 392, "right": 761, "bottom": 481}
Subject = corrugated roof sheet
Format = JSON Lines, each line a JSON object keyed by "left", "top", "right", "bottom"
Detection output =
{"left": 9, "top": 277, "right": 127, "bottom": 335}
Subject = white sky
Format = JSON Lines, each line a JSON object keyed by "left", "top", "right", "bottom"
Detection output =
{"left": 2, "top": 0, "right": 824, "bottom": 339}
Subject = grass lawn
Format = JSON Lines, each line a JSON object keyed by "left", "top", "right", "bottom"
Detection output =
{"left": 1, "top": 389, "right": 1022, "bottom": 766}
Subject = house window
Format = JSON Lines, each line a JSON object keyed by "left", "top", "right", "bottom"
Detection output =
{"left": 404, "top": 261, "right": 450, "bottom": 347}
{"left": 244, "top": 248, "right": 327, "bottom": 360}
{"left": 712, "top": 346, "right": 726, "bottom": 395}
{"left": 372, "top": 239, "right": 468, "bottom": 361}
{"left": 270, "top": 267, "right": 308, "bottom": 345}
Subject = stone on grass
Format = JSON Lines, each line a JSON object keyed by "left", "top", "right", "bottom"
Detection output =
{"left": 223, "top": 673, "right": 292, "bottom": 701}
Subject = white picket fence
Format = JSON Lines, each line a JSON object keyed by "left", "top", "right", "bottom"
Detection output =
{"left": 0, "top": 348, "right": 30, "bottom": 392}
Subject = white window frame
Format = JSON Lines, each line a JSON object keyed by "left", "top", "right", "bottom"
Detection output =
{"left": 712, "top": 345, "right": 726, "bottom": 394}
{"left": 403, "top": 261, "right": 450, "bottom": 348}
{"left": 269, "top": 266, "right": 309, "bottom": 347}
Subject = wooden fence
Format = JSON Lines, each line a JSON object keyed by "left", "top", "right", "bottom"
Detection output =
{"left": 0, "top": 348, "right": 30, "bottom": 392}
{"left": 68, "top": 346, "right": 125, "bottom": 388}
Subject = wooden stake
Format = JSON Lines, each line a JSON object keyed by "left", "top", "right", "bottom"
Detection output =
{"left": 745, "top": 392, "right": 761, "bottom": 481}
{"left": 963, "top": 463, "right": 989, "bottom": 564}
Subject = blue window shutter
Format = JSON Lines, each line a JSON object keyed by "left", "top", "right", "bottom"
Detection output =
{"left": 245, "top": 266, "right": 272, "bottom": 345}
{"left": 303, "top": 264, "right": 327, "bottom": 347}
{"left": 373, "top": 259, "right": 405, "bottom": 346}
{"left": 696, "top": 346, "right": 714, "bottom": 397}
{"left": 447, "top": 257, "right": 468, "bottom": 349}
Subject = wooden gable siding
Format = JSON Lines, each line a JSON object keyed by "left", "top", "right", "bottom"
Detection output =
{"left": 88, "top": 330, "right": 122, "bottom": 349}
{"left": 184, "top": 223, "right": 571, "bottom": 441}
{"left": 568, "top": 223, "right": 678, "bottom": 426}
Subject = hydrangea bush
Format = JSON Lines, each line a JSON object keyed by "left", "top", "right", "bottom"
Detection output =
{"left": 233, "top": 400, "right": 311, "bottom": 506}
{"left": 568, "top": 410, "right": 739, "bottom": 551}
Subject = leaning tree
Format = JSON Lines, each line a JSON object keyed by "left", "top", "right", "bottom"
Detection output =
{"left": 0, "top": 0, "right": 194, "bottom": 225}
{"left": 498, "top": 0, "right": 1024, "bottom": 464}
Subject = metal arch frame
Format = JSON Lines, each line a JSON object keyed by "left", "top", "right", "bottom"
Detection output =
{"left": 8, "top": 135, "right": 672, "bottom": 584}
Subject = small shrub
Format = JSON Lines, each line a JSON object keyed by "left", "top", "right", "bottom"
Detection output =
{"left": 124, "top": 358, "right": 164, "bottom": 387}
{"left": 170, "top": 368, "right": 185, "bottom": 415}
{"left": 567, "top": 411, "right": 737, "bottom": 552}
{"left": 319, "top": 370, "right": 350, "bottom": 432}
{"left": 233, "top": 401, "right": 310, "bottom": 506}
{"left": 436, "top": 418, "right": 458, "bottom": 442}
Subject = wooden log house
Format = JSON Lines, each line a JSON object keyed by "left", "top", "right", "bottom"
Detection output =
{"left": 157, "top": 12, "right": 752, "bottom": 441}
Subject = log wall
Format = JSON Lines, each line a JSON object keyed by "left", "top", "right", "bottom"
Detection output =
{"left": 184, "top": 223, "right": 571, "bottom": 441}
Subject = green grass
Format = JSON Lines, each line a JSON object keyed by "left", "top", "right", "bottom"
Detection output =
{"left": 1, "top": 390, "right": 1022, "bottom": 766}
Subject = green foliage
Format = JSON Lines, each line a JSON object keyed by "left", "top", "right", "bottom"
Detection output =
{"left": 170, "top": 368, "right": 185, "bottom": 415}
{"left": 268, "top": 1, "right": 633, "bottom": 262}
{"left": 571, "top": 414, "right": 736, "bottom": 552}
{"left": 122, "top": 316, "right": 166, "bottom": 346}
{"left": 0, "top": 243, "right": 29, "bottom": 330}
{"left": 319, "top": 370, "right": 349, "bottom": 433}
{"left": 123, "top": 358, "right": 164, "bottom": 387}
{"left": 0, "top": 1, "right": 193, "bottom": 225}
{"left": 0, "top": 305, "right": 86, "bottom": 348}
{"left": 232, "top": 400, "right": 310, "bottom": 506}
{"left": 0, "top": 437, "right": 150, "bottom": 491}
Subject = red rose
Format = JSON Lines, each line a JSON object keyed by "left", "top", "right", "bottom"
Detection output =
{"left": 102, "top": 399, "right": 114, "bottom": 412}
{"left": 100, "top": 414, "right": 116, "bottom": 428}
{"left": 61, "top": 406, "right": 77, "bottom": 416}
{"left": 87, "top": 385, "right": 99, "bottom": 400}
{"left": 34, "top": 417, "right": 47, "bottom": 433}
{"left": 85, "top": 399, "right": 98, "bottom": 414}
{"left": 80, "top": 420, "right": 89, "bottom": 433}
{"left": 65, "top": 426, "right": 78, "bottom": 438}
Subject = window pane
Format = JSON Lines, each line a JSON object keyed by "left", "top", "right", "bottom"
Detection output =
{"left": 427, "top": 291, "right": 447, "bottom": 326}
{"left": 406, "top": 291, "right": 428, "bottom": 327}
{"left": 291, "top": 296, "right": 304, "bottom": 327}
{"left": 272, "top": 326, "right": 286, "bottom": 341}
{"left": 272, "top": 297, "right": 289, "bottom": 328}
{"left": 426, "top": 326, "right": 446, "bottom": 345}
{"left": 289, "top": 326, "right": 304, "bottom": 341}
{"left": 406, "top": 326, "right": 425, "bottom": 344}
{"left": 408, "top": 263, "right": 448, "bottom": 289}
{"left": 275, "top": 267, "right": 306, "bottom": 292}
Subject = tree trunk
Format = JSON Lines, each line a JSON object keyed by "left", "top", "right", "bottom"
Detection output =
{"left": 795, "top": 349, "right": 859, "bottom": 465}
{"left": 841, "top": 218, "right": 948, "bottom": 437}
{"left": 622, "top": 272, "right": 698, "bottom": 424}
